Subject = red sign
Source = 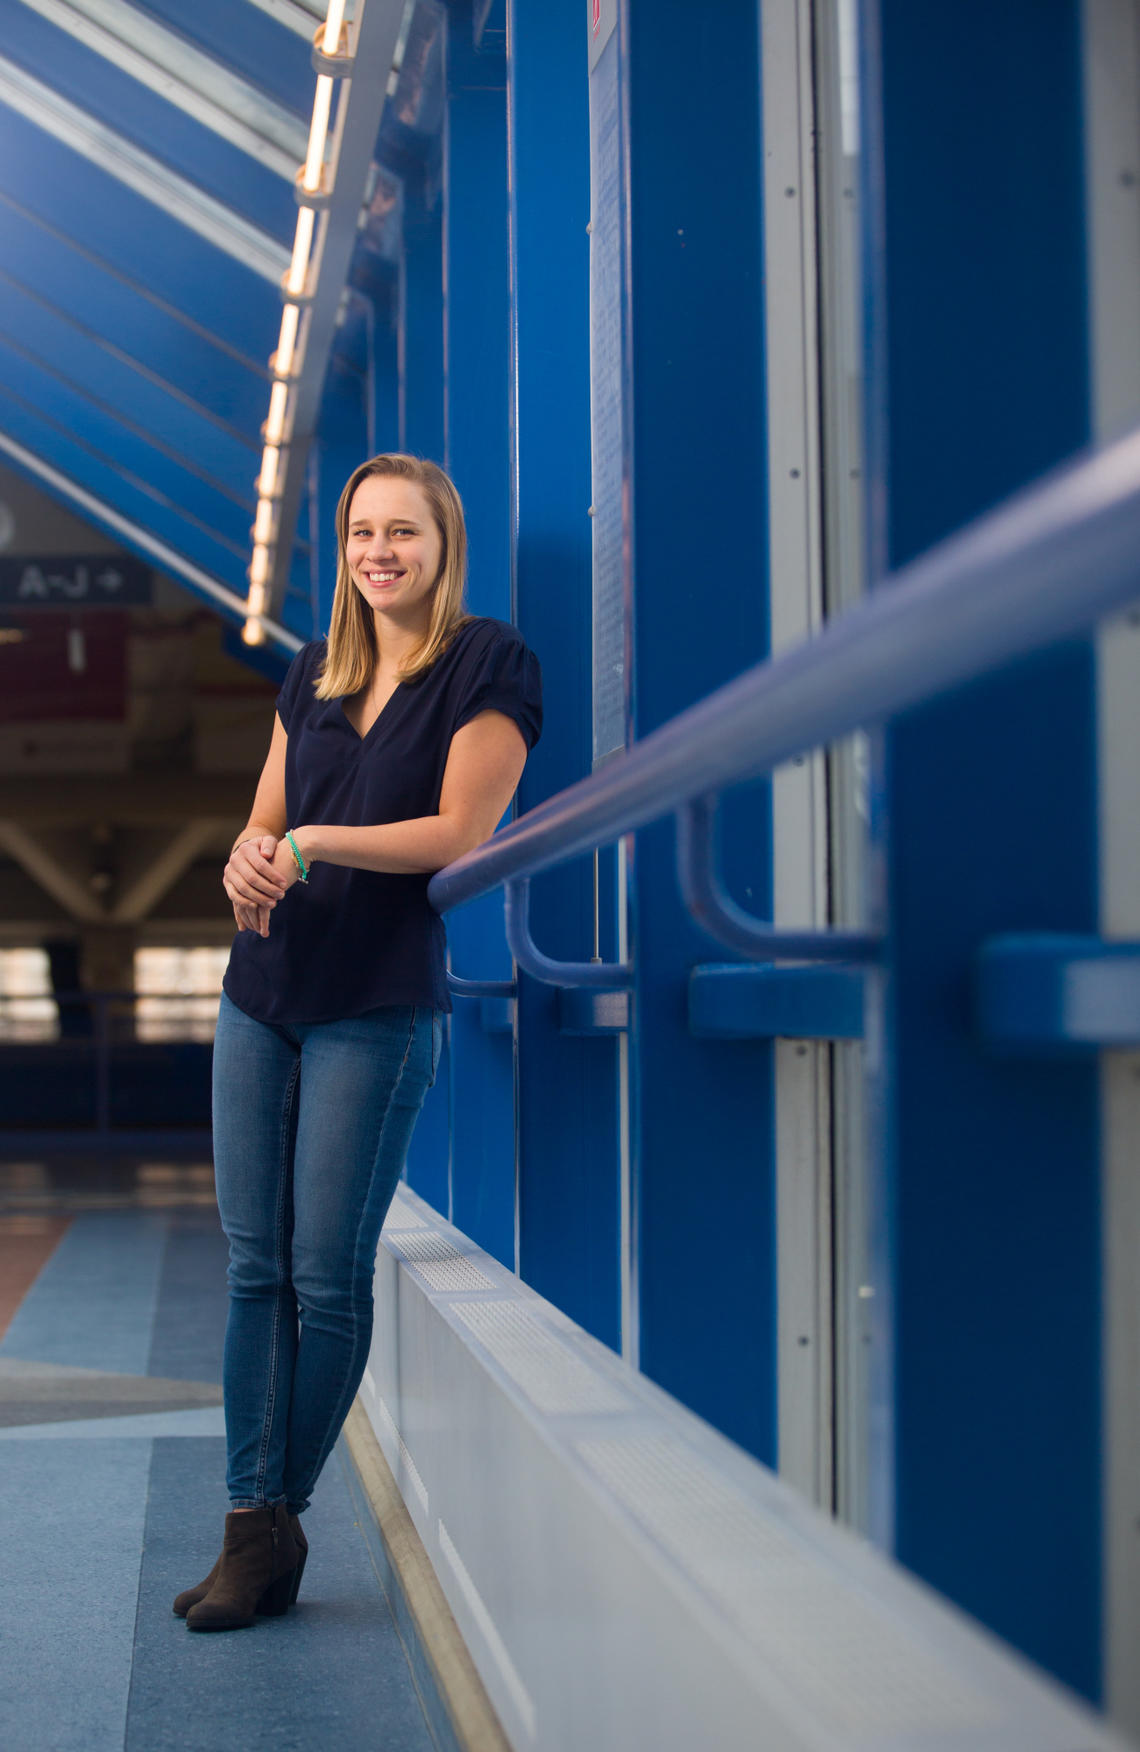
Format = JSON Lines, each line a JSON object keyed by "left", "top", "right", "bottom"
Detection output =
{"left": 593, "top": 0, "right": 602, "bottom": 37}
{"left": 0, "top": 611, "right": 127, "bottom": 723}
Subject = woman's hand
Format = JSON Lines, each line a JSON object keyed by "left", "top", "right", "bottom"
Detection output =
{"left": 268, "top": 835, "right": 305, "bottom": 892}
{"left": 224, "top": 835, "right": 289, "bottom": 937}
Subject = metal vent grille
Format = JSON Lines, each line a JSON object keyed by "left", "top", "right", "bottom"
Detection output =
{"left": 384, "top": 1195, "right": 428, "bottom": 1230}
{"left": 451, "top": 1301, "right": 630, "bottom": 1417}
{"left": 387, "top": 1230, "right": 496, "bottom": 1293}
{"left": 576, "top": 1434, "right": 1000, "bottom": 1742}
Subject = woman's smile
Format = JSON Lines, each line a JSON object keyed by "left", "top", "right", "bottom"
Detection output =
{"left": 345, "top": 476, "right": 443, "bottom": 626}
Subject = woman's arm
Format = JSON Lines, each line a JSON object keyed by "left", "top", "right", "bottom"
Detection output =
{"left": 223, "top": 713, "right": 290, "bottom": 933}
{"left": 286, "top": 710, "right": 528, "bottom": 880}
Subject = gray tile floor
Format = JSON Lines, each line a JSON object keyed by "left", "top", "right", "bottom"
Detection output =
{"left": 0, "top": 1163, "right": 439, "bottom": 1752}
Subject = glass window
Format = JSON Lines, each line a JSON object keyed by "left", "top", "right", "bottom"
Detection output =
{"left": 134, "top": 946, "right": 228, "bottom": 1042}
{"left": 0, "top": 947, "right": 57, "bottom": 1042}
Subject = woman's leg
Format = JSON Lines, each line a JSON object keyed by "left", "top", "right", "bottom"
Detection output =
{"left": 211, "top": 992, "right": 302, "bottom": 1508}
{"left": 282, "top": 1005, "right": 439, "bottom": 1513}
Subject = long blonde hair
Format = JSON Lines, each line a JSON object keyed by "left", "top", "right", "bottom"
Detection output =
{"left": 315, "top": 453, "right": 470, "bottom": 700}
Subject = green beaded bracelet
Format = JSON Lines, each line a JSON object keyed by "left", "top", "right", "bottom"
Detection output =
{"left": 285, "top": 829, "right": 309, "bottom": 884}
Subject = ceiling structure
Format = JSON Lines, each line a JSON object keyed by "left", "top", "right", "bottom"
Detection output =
{"left": 0, "top": 0, "right": 410, "bottom": 653}
{"left": 0, "top": 0, "right": 428, "bottom": 962}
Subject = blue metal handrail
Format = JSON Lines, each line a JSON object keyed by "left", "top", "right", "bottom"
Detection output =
{"left": 675, "top": 796, "right": 881, "bottom": 962}
{"left": 504, "top": 878, "right": 632, "bottom": 988}
{"left": 429, "top": 425, "right": 1140, "bottom": 918}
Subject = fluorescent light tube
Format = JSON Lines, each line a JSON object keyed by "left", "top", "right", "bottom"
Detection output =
{"left": 302, "top": 75, "right": 333, "bottom": 192}
{"left": 286, "top": 205, "right": 316, "bottom": 295}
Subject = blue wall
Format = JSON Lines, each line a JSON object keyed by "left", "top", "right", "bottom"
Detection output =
{"left": 870, "top": 0, "right": 1101, "bottom": 1698}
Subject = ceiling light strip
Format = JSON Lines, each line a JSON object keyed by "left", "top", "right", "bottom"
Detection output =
{"left": 0, "top": 55, "right": 289, "bottom": 284}
{"left": 244, "top": 0, "right": 363, "bottom": 639}
{"left": 302, "top": 76, "right": 336, "bottom": 192}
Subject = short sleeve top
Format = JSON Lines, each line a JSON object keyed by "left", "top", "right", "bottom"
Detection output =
{"left": 223, "top": 617, "right": 542, "bottom": 1025}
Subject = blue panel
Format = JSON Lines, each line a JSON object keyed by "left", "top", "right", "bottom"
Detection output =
{"left": 438, "top": 15, "right": 516, "bottom": 1269}
{"left": 508, "top": 0, "right": 621, "bottom": 1350}
{"left": 0, "top": 5, "right": 295, "bottom": 241}
{"left": 0, "top": 110, "right": 280, "bottom": 364}
{"left": 0, "top": 338, "right": 252, "bottom": 551}
{"left": 558, "top": 987, "right": 629, "bottom": 1036}
{"left": 0, "top": 203, "right": 267, "bottom": 440}
{"left": 446, "top": 894, "right": 516, "bottom": 1271}
{"left": 312, "top": 361, "right": 370, "bottom": 634}
{"left": 135, "top": 0, "right": 314, "bottom": 117}
{"left": 0, "top": 391, "right": 252, "bottom": 596}
{"left": 872, "top": 0, "right": 1100, "bottom": 1699}
{"left": 400, "top": 187, "right": 445, "bottom": 460}
{"left": 624, "top": 0, "right": 774, "bottom": 1460}
{"left": 977, "top": 934, "right": 1140, "bottom": 1052}
{"left": 479, "top": 995, "right": 516, "bottom": 1034}
{"left": 442, "top": 29, "right": 510, "bottom": 614}
{"left": 689, "top": 964, "right": 866, "bottom": 1041}
{"left": 0, "top": 274, "right": 258, "bottom": 488}
{"left": 367, "top": 289, "right": 401, "bottom": 453}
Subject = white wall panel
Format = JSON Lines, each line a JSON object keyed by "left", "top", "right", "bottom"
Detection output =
{"left": 361, "top": 1186, "right": 1129, "bottom": 1752}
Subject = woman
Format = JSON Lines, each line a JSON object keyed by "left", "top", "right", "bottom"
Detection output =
{"left": 175, "top": 453, "right": 541, "bottom": 1632}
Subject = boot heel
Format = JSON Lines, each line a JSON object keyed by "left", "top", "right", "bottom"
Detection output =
{"left": 257, "top": 1567, "right": 298, "bottom": 1617}
{"left": 289, "top": 1549, "right": 307, "bottom": 1605}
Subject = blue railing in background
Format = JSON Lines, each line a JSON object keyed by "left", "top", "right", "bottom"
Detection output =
{"left": 429, "top": 426, "right": 1140, "bottom": 945}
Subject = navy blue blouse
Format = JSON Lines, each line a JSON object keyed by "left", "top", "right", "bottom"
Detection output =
{"left": 223, "top": 617, "right": 542, "bottom": 1025}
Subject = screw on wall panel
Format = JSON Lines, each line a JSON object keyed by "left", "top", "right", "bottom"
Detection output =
{"left": 798, "top": 1335, "right": 810, "bottom": 1346}
{"left": 790, "top": 468, "right": 801, "bottom": 478}
{"left": 796, "top": 1044, "right": 808, "bottom": 1056}
{"left": 1121, "top": 170, "right": 1137, "bottom": 187}
{"left": 785, "top": 186, "right": 796, "bottom": 197}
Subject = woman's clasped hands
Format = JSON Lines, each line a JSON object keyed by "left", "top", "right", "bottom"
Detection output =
{"left": 223, "top": 835, "right": 300, "bottom": 937}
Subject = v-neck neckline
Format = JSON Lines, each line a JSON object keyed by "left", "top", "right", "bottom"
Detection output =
{"left": 340, "top": 681, "right": 402, "bottom": 744}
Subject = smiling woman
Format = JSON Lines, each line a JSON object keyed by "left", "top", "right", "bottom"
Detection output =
{"left": 174, "top": 453, "right": 542, "bottom": 1634}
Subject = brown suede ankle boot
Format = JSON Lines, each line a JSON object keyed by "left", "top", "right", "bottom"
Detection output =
{"left": 173, "top": 1514, "right": 307, "bottom": 1618}
{"left": 184, "top": 1504, "right": 301, "bottom": 1632}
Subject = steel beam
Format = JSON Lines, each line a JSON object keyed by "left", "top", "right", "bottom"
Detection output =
{"left": 0, "top": 54, "right": 289, "bottom": 284}
{"left": 244, "top": 0, "right": 330, "bottom": 36}
{"left": 13, "top": 0, "right": 309, "bottom": 179}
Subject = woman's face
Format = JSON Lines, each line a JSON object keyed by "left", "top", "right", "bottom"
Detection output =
{"left": 344, "top": 475, "right": 443, "bottom": 630}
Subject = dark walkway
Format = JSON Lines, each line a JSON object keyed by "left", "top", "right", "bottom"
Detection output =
{"left": 0, "top": 1159, "right": 439, "bottom": 1752}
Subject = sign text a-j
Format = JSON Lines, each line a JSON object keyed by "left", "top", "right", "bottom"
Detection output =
{"left": 0, "top": 554, "right": 152, "bottom": 608}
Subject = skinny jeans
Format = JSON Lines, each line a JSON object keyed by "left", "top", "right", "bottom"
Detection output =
{"left": 212, "top": 991, "right": 440, "bottom": 1512}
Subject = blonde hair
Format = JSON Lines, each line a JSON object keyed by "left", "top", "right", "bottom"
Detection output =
{"left": 315, "top": 453, "right": 470, "bottom": 700}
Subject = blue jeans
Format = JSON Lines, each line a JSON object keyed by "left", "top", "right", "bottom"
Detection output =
{"left": 211, "top": 992, "right": 441, "bottom": 1513}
